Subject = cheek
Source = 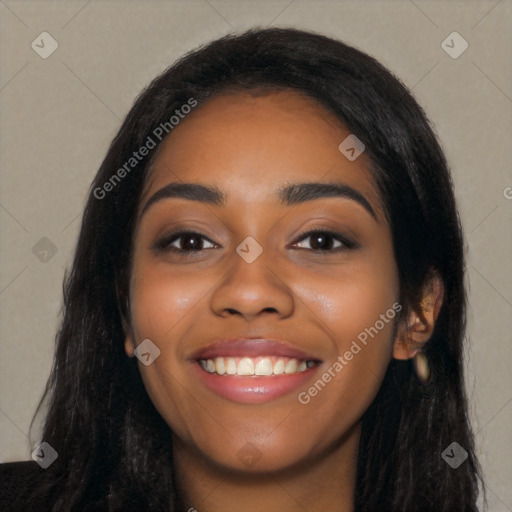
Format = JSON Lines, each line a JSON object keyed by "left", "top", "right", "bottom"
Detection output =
{"left": 292, "top": 255, "right": 399, "bottom": 416}
{"left": 129, "top": 261, "right": 209, "bottom": 341}
{"left": 128, "top": 261, "right": 227, "bottom": 435}
{"left": 127, "top": 264, "right": 204, "bottom": 440}
{"left": 294, "top": 253, "right": 398, "bottom": 350}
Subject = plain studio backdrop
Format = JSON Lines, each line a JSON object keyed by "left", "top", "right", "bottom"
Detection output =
{"left": 0, "top": 1, "right": 510, "bottom": 510}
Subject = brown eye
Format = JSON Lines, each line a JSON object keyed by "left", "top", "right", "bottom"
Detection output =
{"left": 154, "top": 231, "right": 216, "bottom": 253}
{"left": 293, "top": 230, "right": 355, "bottom": 252}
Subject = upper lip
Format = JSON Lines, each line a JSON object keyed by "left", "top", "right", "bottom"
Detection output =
{"left": 191, "top": 338, "right": 322, "bottom": 362}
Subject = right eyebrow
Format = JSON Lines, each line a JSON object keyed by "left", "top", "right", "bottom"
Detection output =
{"left": 140, "top": 182, "right": 225, "bottom": 218}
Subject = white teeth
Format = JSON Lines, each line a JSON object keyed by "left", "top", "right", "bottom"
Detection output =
{"left": 255, "top": 359, "right": 273, "bottom": 376}
{"left": 273, "top": 359, "right": 285, "bottom": 374}
{"left": 199, "top": 356, "right": 316, "bottom": 376}
{"left": 215, "top": 357, "right": 225, "bottom": 375}
{"left": 226, "top": 357, "right": 237, "bottom": 375}
{"left": 284, "top": 359, "right": 298, "bottom": 374}
{"left": 238, "top": 357, "right": 255, "bottom": 376}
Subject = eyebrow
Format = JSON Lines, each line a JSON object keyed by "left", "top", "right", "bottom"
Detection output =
{"left": 277, "top": 182, "right": 376, "bottom": 219}
{"left": 140, "top": 182, "right": 225, "bottom": 217}
{"left": 140, "top": 181, "right": 377, "bottom": 219}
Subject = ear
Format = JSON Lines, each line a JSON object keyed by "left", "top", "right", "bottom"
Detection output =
{"left": 393, "top": 270, "right": 444, "bottom": 360}
{"left": 123, "top": 317, "right": 135, "bottom": 358}
{"left": 116, "top": 279, "right": 135, "bottom": 358}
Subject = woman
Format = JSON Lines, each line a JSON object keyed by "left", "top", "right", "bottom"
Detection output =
{"left": 0, "top": 27, "right": 484, "bottom": 511}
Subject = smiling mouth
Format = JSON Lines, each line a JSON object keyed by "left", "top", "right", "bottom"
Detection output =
{"left": 198, "top": 356, "right": 319, "bottom": 376}
{"left": 191, "top": 338, "right": 323, "bottom": 403}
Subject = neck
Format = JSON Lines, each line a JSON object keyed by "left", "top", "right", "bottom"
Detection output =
{"left": 173, "top": 423, "right": 360, "bottom": 512}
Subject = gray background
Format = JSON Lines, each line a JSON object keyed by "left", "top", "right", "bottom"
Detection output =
{"left": 1, "top": 1, "right": 511, "bottom": 510}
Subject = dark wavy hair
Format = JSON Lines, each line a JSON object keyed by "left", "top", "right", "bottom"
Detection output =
{"left": 25, "top": 27, "right": 484, "bottom": 511}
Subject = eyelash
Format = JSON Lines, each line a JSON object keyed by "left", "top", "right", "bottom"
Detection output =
{"left": 153, "top": 228, "right": 357, "bottom": 255}
{"left": 293, "top": 228, "right": 358, "bottom": 252}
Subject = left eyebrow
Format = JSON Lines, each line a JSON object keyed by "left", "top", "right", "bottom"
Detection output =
{"left": 277, "top": 182, "right": 377, "bottom": 220}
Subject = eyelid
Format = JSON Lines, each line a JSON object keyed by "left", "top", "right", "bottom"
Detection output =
{"left": 290, "top": 227, "right": 358, "bottom": 250}
{"left": 153, "top": 226, "right": 358, "bottom": 254}
{"left": 152, "top": 228, "right": 219, "bottom": 252}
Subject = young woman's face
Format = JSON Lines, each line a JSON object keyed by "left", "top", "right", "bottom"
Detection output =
{"left": 125, "top": 90, "right": 401, "bottom": 473}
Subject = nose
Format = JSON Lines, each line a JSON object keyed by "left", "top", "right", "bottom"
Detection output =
{"left": 209, "top": 247, "right": 294, "bottom": 321}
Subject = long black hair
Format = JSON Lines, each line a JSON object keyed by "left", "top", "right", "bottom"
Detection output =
{"left": 26, "top": 27, "right": 484, "bottom": 511}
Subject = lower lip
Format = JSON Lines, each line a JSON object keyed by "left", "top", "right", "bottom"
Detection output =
{"left": 193, "top": 362, "right": 319, "bottom": 404}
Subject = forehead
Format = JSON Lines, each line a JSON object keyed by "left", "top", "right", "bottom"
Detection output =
{"left": 141, "top": 90, "right": 383, "bottom": 217}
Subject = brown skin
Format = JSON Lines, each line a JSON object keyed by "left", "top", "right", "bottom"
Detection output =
{"left": 124, "top": 90, "right": 443, "bottom": 512}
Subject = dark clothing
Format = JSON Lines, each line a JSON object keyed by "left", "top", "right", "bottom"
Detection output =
{"left": 0, "top": 461, "right": 108, "bottom": 511}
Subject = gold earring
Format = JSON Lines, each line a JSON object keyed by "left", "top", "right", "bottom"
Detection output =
{"left": 413, "top": 350, "right": 432, "bottom": 385}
